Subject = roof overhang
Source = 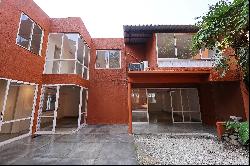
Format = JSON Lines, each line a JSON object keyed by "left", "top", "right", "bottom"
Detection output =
{"left": 123, "top": 24, "right": 199, "bottom": 44}
{"left": 128, "top": 70, "right": 211, "bottom": 85}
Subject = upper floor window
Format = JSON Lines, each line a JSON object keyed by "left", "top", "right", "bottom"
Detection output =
{"left": 156, "top": 33, "right": 200, "bottom": 59}
{"left": 96, "top": 50, "right": 121, "bottom": 69}
{"left": 16, "top": 13, "right": 43, "bottom": 55}
{"left": 44, "top": 33, "right": 90, "bottom": 80}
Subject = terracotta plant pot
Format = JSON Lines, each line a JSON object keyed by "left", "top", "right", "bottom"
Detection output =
{"left": 216, "top": 121, "right": 226, "bottom": 140}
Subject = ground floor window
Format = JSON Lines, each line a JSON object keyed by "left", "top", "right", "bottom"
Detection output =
{"left": 0, "top": 78, "right": 37, "bottom": 144}
{"left": 131, "top": 88, "right": 202, "bottom": 124}
{"left": 36, "top": 85, "right": 88, "bottom": 134}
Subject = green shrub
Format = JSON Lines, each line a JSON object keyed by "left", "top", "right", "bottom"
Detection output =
{"left": 226, "top": 121, "right": 249, "bottom": 145}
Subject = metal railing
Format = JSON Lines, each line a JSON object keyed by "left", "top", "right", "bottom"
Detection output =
{"left": 157, "top": 58, "right": 215, "bottom": 68}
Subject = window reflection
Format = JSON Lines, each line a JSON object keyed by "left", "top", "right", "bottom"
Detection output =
{"left": 44, "top": 33, "right": 90, "bottom": 79}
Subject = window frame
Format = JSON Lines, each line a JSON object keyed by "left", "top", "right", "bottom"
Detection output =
{"left": 16, "top": 12, "right": 44, "bottom": 56}
{"left": 95, "top": 50, "right": 121, "bottom": 69}
{"left": 43, "top": 33, "right": 90, "bottom": 80}
{"left": 156, "top": 33, "right": 207, "bottom": 60}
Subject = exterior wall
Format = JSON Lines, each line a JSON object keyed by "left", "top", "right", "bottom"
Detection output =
{"left": 146, "top": 34, "right": 157, "bottom": 69}
{"left": 199, "top": 81, "right": 246, "bottom": 126}
{"left": 42, "top": 74, "right": 90, "bottom": 88}
{"left": 49, "top": 17, "right": 91, "bottom": 46}
{"left": 0, "top": 0, "right": 50, "bottom": 84}
{"left": 125, "top": 44, "right": 147, "bottom": 66}
{"left": 87, "top": 38, "right": 128, "bottom": 124}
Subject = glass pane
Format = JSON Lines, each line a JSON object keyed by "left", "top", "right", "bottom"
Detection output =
{"left": 96, "top": 50, "right": 108, "bottom": 68}
{"left": 170, "top": 90, "right": 182, "bottom": 111}
{"left": 132, "top": 112, "right": 148, "bottom": 122}
{"left": 38, "top": 117, "right": 54, "bottom": 131}
{"left": 44, "top": 61, "right": 60, "bottom": 74}
{"left": 0, "top": 119, "right": 30, "bottom": 142}
{"left": 176, "top": 33, "right": 195, "bottom": 59}
{"left": 76, "top": 62, "right": 83, "bottom": 76}
{"left": 62, "top": 34, "right": 78, "bottom": 59}
{"left": 77, "top": 38, "right": 84, "bottom": 64}
{"left": 46, "top": 33, "right": 63, "bottom": 60}
{"left": 190, "top": 112, "right": 201, "bottom": 122}
{"left": 157, "top": 33, "right": 175, "bottom": 58}
{"left": 84, "top": 45, "right": 89, "bottom": 67}
{"left": 181, "top": 89, "right": 190, "bottom": 112}
{"left": 187, "top": 89, "right": 200, "bottom": 112}
{"left": 60, "top": 60, "right": 75, "bottom": 74}
{"left": 3, "top": 83, "right": 35, "bottom": 121}
{"left": 16, "top": 14, "right": 33, "bottom": 49}
{"left": 173, "top": 112, "right": 183, "bottom": 122}
{"left": 40, "top": 86, "right": 57, "bottom": 116}
{"left": 0, "top": 79, "right": 8, "bottom": 118}
{"left": 81, "top": 89, "right": 87, "bottom": 114}
{"left": 109, "top": 51, "right": 120, "bottom": 68}
{"left": 132, "top": 89, "right": 147, "bottom": 110}
{"left": 183, "top": 112, "right": 191, "bottom": 122}
{"left": 83, "top": 68, "right": 88, "bottom": 80}
{"left": 30, "top": 24, "right": 43, "bottom": 54}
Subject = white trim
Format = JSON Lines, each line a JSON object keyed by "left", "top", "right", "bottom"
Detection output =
{"left": 16, "top": 12, "right": 44, "bottom": 56}
{"left": 2, "top": 117, "right": 31, "bottom": 124}
{"left": 27, "top": 21, "right": 35, "bottom": 51}
{"left": 0, "top": 133, "right": 30, "bottom": 147}
{"left": 180, "top": 89, "right": 184, "bottom": 123}
{"left": 38, "top": 28, "right": 44, "bottom": 56}
{"left": 84, "top": 90, "right": 88, "bottom": 123}
{"left": 132, "top": 122, "right": 149, "bottom": 125}
{"left": 173, "top": 122, "right": 202, "bottom": 124}
{"left": 36, "top": 84, "right": 88, "bottom": 135}
{"left": 36, "top": 86, "right": 45, "bottom": 131}
{"left": 132, "top": 110, "right": 148, "bottom": 113}
{"left": 0, "top": 79, "right": 10, "bottom": 129}
{"left": 0, "top": 79, "right": 38, "bottom": 145}
{"left": 78, "top": 87, "right": 83, "bottom": 128}
{"left": 52, "top": 85, "right": 60, "bottom": 132}
{"left": 29, "top": 85, "right": 38, "bottom": 134}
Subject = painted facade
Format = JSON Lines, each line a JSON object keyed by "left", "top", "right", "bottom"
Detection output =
{"left": 0, "top": 0, "right": 248, "bottom": 144}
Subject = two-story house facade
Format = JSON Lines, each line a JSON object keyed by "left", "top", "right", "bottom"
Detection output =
{"left": 0, "top": 0, "right": 248, "bottom": 145}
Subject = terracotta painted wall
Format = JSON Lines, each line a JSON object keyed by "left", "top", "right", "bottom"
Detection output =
{"left": 49, "top": 17, "right": 91, "bottom": 47}
{"left": 0, "top": 0, "right": 50, "bottom": 84}
{"left": 125, "top": 44, "right": 147, "bottom": 66}
{"left": 146, "top": 34, "right": 157, "bottom": 69}
{"left": 199, "top": 81, "right": 246, "bottom": 126}
{"left": 87, "top": 38, "right": 128, "bottom": 124}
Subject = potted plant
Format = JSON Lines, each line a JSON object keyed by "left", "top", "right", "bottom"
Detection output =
{"left": 216, "top": 121, "right": 226, "bottom": 140}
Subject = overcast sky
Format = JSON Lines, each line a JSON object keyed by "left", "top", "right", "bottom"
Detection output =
{"left": 34, "top": 0, "right": 220, "bottom": 38}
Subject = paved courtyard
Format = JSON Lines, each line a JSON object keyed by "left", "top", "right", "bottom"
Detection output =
{"left": 0, "top": 125, "right": 137, "bottom": 165}
{"left": 0, "top": 124, "right": 248, "bottom": 165}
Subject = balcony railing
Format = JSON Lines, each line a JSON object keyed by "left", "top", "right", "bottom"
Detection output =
{"left": 157, "top": 58, "right": 215, "bottom": 68}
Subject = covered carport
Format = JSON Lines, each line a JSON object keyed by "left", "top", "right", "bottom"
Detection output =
{"left": 127, "top": 70, "right": 212, "bottom": 134}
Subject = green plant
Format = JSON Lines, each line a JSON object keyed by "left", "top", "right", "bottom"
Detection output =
{"left": 192, "top": 0, "right": 249, "bottom": 86}
{"left": 226, "top": 121, "right": 249, "bottom": 145}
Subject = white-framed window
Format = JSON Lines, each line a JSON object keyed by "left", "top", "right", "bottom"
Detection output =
{"left": 44, "top": 33, "right": 90, "bottom": 80}
{"left": 16, "top": 13, "right": 44, "bottom": 56}
{"left": 96, "top": 50, "right": 121, "bottom": 69}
